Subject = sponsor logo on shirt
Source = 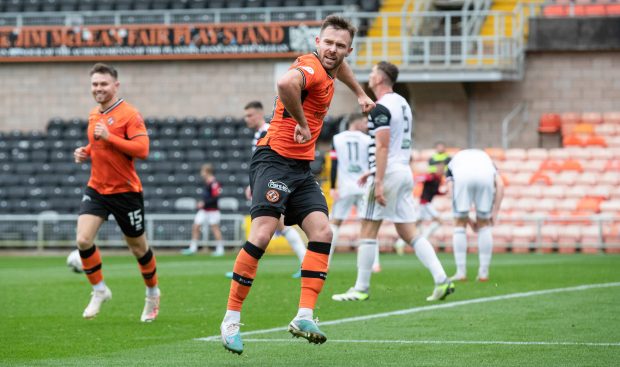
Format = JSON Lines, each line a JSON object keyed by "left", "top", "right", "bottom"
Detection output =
{"left": 300, "top": 66, "right": 315, "bottom": 75}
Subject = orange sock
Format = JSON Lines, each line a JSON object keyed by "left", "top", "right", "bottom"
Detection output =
{"left": 137, "top": 248, "right": 158, "bottom": 288}
{"left": 299, "top": 241, "right": 330, "bottom": 309}
{"left": 79, "top": 244, "right": 103, "bottom": 285}
{"left": 227, "top": 241, "right": 264, "bottom": 311}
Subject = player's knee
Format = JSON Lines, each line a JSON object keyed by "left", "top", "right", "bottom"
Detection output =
{"left": 250, "top": 230, "right": 274, "bottom": 247}
{"left": 454, "top": 218, "right": 468, "bottom": 227}
{"left": 477, "top": 218, "right": 491, "bottom": 228}
{"left": 76, "top": 234, "right": 94, "bottom": 249}
{"left": 308, "top": 225, "right": 332, "bottom": 243}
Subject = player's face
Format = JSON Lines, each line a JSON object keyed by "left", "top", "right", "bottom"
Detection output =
{"left": 244, "top": 107, "right": 263, "bottom": 129}
{"left": 91, "top": 72, "right": 119, "bottom": 106}
{"left": 315, "top": 27, "right": 352, "bottom": 71}
{"left": 368, "top": 65, "right": 382, "bottom": 90}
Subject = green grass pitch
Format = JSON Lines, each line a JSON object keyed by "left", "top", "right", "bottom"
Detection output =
{"left": 1, "top": 252, "right": 619, "bottom": 366}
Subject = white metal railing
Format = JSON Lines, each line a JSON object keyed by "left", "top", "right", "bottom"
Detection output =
{"left": 502, "top": 101, "right": 529, "bottom": 149}
{"left": 0, "top": 6, "right": 351, "bottom": 27}
{"left": 0, "top": 213, "right": 245, "bottom": 250}
{"left": 1, "top": 213, "right": 618, "bottom": 252}
{"left": 347, "top": 9, "right": 526, "bottom": 76}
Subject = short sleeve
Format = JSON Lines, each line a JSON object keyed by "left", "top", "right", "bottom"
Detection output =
{"left": 292, "top": 56, "right": 320, "bottom": 90}
{"left": 369, "top": 104, "right": 391, "bottom": 129}
{"left": 127, "top": 113, "right": 147, "bottom": 139}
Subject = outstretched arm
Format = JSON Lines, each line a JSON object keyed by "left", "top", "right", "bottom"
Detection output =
{"left": 337, "top": 61, "right": 375, "bottom": 113}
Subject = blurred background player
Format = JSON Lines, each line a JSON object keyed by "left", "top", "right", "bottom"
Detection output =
{"left": 219, "top": 15, "right": 374, "bottom": 354}
{"left": 415, "top": 161, "right": 446, "bottom": 240}
{"left": 428, "top": 141, "right": 451, "bottom": 171}
{"left": 332, "top": 61, "right": 454, "bottom": 303}
{"left": 240, "top": 101, "right": 306, "bottom": 278}
{"left": 446, "top": 149, "right": 504, "bottom": 282}
{"left": 73, "top": 63, "right": 160, "bottom": 322}
{"left": 327, "top": 113, "right": 376, "bottom": 269}
{"left": 182, "top": 163, "right": 225, "bottom": 256}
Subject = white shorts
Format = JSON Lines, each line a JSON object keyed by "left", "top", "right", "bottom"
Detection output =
{"left": 418, "top": 202, "right": 439, "bottom": 221}
{"left": 331, "top": 194, "right": 364, "bottom": 221}
{"left": 360, "top": 167, "right": 417, "bottom": 223}
{"left": 452, "top": 175, "right": 495, "bottom": 219}
{"left": 193, "top": 209, "right": 221, "bottom": 226}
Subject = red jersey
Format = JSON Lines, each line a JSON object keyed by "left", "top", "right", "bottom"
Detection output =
{"left": 258, "top": 52, "right": 335, "bottom": 160}
{"left": 85, "top": 99, "right": 148, "bottom": 194}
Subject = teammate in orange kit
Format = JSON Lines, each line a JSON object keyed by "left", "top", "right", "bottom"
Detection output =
{"left": 73, "top": 63, "right": 160, "bottom": 322}
{"left": 219, "top": 15, "right": 375, "bottom": 354}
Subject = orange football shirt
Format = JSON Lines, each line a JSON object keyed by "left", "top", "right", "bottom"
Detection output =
{"left": 258, "top": 52, "right": 335, "bottom": 160}
{"left": 85, "top": 99, "right": 148, "bottom": 194}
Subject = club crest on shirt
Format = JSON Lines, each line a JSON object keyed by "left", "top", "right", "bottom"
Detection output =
{"left": 268, "top": 180, "right": 291, "bottom": 193}
{"left": 265, "top": 189, "right": 280, "bottom": 203}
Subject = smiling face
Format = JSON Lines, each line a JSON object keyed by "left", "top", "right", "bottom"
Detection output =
{"left": 315, "top": 26, "right": 353, "bottom": 72}
{"left": 90, "top": 72, "right": 119, "bottom": 108}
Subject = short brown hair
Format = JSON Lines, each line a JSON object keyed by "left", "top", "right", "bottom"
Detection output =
{"left": 244, "top": 101, "right": 263, "bottom": 110}
{"left": 89, "top": 63, "right": 118, "bottom": 79}
{"left": 320, "top": 15, "right": 356, "bottom": 41}
{"left": 376, "top": 61, "right": 399, "bottom": 86}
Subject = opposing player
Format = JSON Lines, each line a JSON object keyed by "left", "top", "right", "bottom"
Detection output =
{"left": 332, "top": 61, "right": 454, "bottom": 303}
{"left": 182, "top": 163, "right": 225, "bottom": 256}
{"left": 242, "top": 101, "right": 307, "bottom": 278}
{"left": 219, "top": 15, "right": 374, "bottom": 354}
{"left": 327, "top": 113, "right": 373, "bottom": 267}
{"left": 447, "top": 149, "right": 504, "bottom": 282}
{"left": 73, "top": 63, "right": 160, "bottom": 322}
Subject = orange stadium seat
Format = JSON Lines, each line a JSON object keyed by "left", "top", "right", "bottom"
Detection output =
{"left": 497, "top": 160, "right": 520, "bottom": 174}
{"left": 538, "top": 113, "right": 561, "bottom": 131}
{"left": 529, "top": 171, "right": 552, "bottom": 185}
{"left": 539, "top": 159, "right": 562, "bottom": 172}
{"left": 589, "top": 147, "right": 613, "bottom": 160}
{"left": 584, "top": 135, "right": 607, "bottom": 147}
{"left": 576, "top": 197, "right": 602, "bottom": 214}
{"left": 510, "top": 172, "right": 532, "bottom": 186}
{"left": 514, "top": 198, "right": 537, "bottom": 212}
{"left": 563, "top": 134, "right": 584, "bottom": 147}
{"left": 538, "top": 198, "right": 557, "bottom": 213}
{"left": 604, "top": 159, "right": 620, "bottom": 171}
{"left": 543, "top": 4, "right": 568, "bottom": 16}
{"left": 607, "top": 4, "right": 620, "bottom": 15}
{"left": 572, "top": 123, "right": 594, "bottom": 135}
{"left": 560, "top": 159, "right": 583, "bottom": 172}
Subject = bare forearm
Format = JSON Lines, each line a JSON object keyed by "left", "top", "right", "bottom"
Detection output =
{"left": 337, "top": 61, "right": 365, "bottom": 97}
{"left": 374, "top": 146, "right": 388, "bottom": 183}
{"left": 277, "top": 79, "right": 308, "bottom": 128}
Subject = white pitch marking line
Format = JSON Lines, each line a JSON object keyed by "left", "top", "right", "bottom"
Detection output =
{"left": 197, "top": 282, "right": 620, "bottom": 342}
{"left": 210, "top": 339, "right": 620, "bottom": 347}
